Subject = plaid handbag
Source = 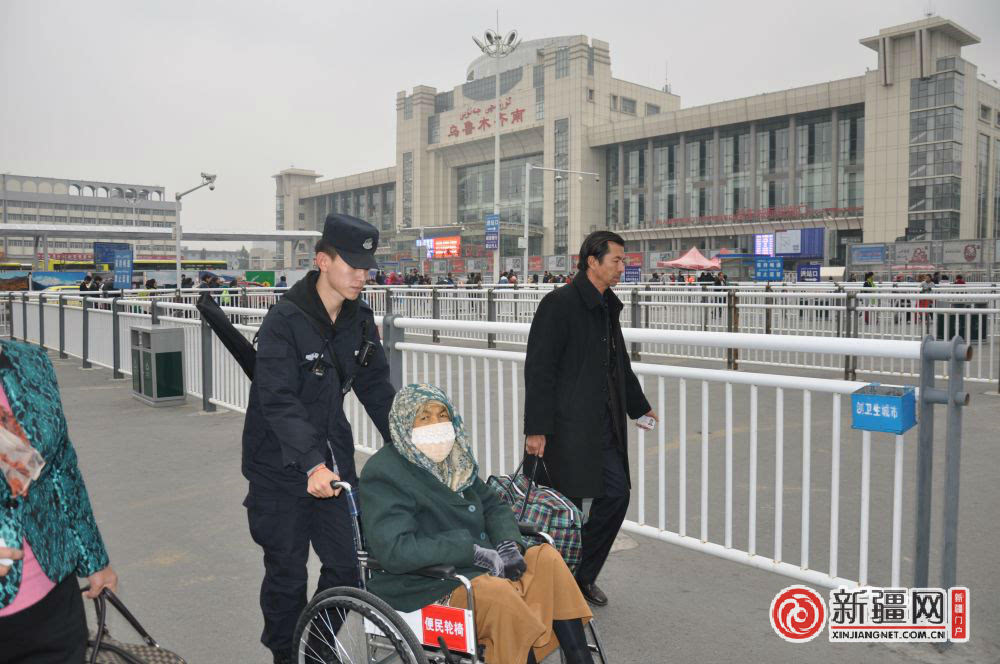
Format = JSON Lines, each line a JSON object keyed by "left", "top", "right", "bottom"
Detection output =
{"left": 487, "top": 457, "right": 584, "bottom": 572}
{"left": 85, "top": 588, "right": 187, "bottom": 664}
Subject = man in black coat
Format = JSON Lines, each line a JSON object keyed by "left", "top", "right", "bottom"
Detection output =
{"left": 523, "top": 230, "right": 657, "bottom": 607}
{"left": 241, "top": 214, "right": 396, "bottom": 664}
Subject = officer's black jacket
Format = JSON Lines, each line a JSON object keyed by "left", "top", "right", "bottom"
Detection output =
{"left": 241, "top": 271, "right": 395, "bottom": 495}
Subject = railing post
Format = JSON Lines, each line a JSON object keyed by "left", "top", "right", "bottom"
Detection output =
{"left": 81, "top": 296, "right": 92, "bottom": 369}
{"left": 726, "top": 289, "right": 740, "bottom": 370}
{"left": 150, "top": 297, "right": 160, "bottom": 325}
{"left": 630, "top": 289, "right": 641, "bottom": 361}
{"left": 763, "top": 283, "right": 773, "bottom": 335}
{"left": 21, "top": 293, "right": 28, "bottom": 341}
{"left": 700, "top": 284, "right": 709, "bottom": 332}
{"left": 381, "top": 314, "right": 402, "bottom": 391}
{"left": 844, "top": 292, "right": 858, "bottom": 381}
{"left": 940, "top": 336, "right": 971, "bottom": 598}
{"left": 7, "top": 294, "right": 13, "bottom": 340}
{"left": 486, "top": 288, "right": 497, "bottom": 349}
{"left": 38, "top": 293, "right": 46, "bottom": 350}
{"left": 111, "top": 297, "right": 123, "bottom": 379}
{"left": 58, "top": 295, "right": 67, "bottom": 359}
{"left": 431, "top": 287, "right": 440, "bottom": 344}
{"left": 200, "top": 315, "right": 216, "bottom": 412}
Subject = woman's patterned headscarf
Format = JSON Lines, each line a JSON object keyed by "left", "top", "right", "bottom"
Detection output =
{"left": 388, "top": 384, "right": 478, "bottom": 493}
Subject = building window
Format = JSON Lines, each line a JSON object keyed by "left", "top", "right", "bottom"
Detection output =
{"left": 645, "top": 103, "right": 660, "bottom": 116}
{"left": 554, "top": 119, "right": 569, "bottom": 254}
{"left": 606, "top": 147, "right": 619, "bottom": 229}
{"left": 428, "top": 115, "right": 440, "bottom": 144}
{"left": 610, "top": 95, "right": 618, "bottom": 111}
{"left": 908, "top": 142, "right": 962, "bottom": 178}
{"left": 838, "top": 106, "right": 865, "bottom": 208}
{"left": 455, "top": 155, "right": 543, "bottom": 229}
{"left": 621, "top": 97, "right": 636, "bottom": 115}
{"left": 535, "top": 86, "right": 544, "bottom": 121}
{"left": 905, "top": 211, "right": 960, "bottom": 240}
{"left": 910, "top": 107, "right": 963, "bottom": 143}
{"left": 721, "top": 129, "right": 751, "bottom": 215}
{"left": 980, "top": 104, "right": 992, "bottom": 122}
{"left": 435, "top": 91, "right": 454, "bottom": 113}
{"left": 555, "top": 47, "right": 569, "bottom": 79}
{"left": 796, "top": 113, "right": 833, "bottom": 210}
{"left": 533, "top": 63, "right": 545, "bottom": 88}
{"left": 908, "top": 176, "right": 961, "bottom": 212}
{"left": 402, "top": 152, "right": 413, "bottom": 229}
{"left": 403, "top": 95, "right": 413, "bottom": 120}
{"left": 910, "top": 71, "right": 964, "bottom": 110}
{"left": 587, "top": 45, "right": 594, "bottom": 75}
{"left": 587, "top": 88, "right": 594, "bottom": 103}
{"left": 994, "top": 138, "right": 1000, "bottom": 238}
{"left": 936, "top": 57, "right": 956, "bottom": 72}
{"left": 976, "top": 134, "right": 990, "bottom": 238}
{"left": 462, "top": 68, "right": 524, "bottom": 101}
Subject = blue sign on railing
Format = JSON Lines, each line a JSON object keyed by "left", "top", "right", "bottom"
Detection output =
{"left": 485, "top": 213, "right": 500, "bottom": 251}
{"left": 113, "top": 250, "right": 133, "bottom": 290}
{"left": 623, "top": 265, "right": 641, "bottom": 283}
{"left": 851, "top": 384, "right": 917, "bottom": 434}
{"left": 753, "top": 257, "right": 783, "bottom": 281}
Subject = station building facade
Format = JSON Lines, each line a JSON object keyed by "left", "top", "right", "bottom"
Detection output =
{"left": 276, "top": 16, "right": 1000, "bottom": 276}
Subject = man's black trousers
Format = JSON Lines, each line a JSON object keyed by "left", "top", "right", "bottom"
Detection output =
{"left": 570, "top": 415, "right": 630, "bottom": 586}
{"left": 244, "top": 485, "right": 359, "bottom": 655}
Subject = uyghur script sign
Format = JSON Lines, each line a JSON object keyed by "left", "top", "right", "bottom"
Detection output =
{"left": 447, "top": 97, "right": 526, "bottom": 138}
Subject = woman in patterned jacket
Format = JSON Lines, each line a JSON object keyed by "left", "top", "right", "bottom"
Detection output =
{"left": 0, "top": 339, "right": 118, "bottom": 662}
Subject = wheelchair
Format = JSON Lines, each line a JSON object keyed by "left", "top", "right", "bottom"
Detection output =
{"left": 292, "top": 481, "right": 609, "bottom": 664}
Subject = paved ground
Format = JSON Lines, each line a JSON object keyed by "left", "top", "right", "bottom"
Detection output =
{"left": 50, "top": 352, "right": 998, "bottom": 663}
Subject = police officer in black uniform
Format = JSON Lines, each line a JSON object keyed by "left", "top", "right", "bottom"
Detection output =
{"left": 242, "top": 214, "right": 396, "bottom": 664}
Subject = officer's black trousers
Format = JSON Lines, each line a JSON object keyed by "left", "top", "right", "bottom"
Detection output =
{"left": 245, "top": 486, "right": 359, "bottom": 655}
{"left": 569, "top": 414, "right": 630, "bottom": 587}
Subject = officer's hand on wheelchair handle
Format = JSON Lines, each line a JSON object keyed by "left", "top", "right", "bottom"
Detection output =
{"left": 524, "top": 434, "right": 546, "bottom": 457}
{"left": 306, "top": 465, "right": 341, "bottom": 498}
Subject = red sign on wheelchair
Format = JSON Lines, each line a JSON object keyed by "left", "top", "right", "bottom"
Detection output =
{"left": 420, "top": 603, "right": 473, "bottom": 653}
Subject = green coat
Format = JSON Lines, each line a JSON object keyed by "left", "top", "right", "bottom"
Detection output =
{"left": 359, "top": 444, "right": 524, "bottom": 612}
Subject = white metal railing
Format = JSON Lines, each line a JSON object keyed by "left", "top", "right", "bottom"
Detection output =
{"left": 7, "top": 294, "right": 966, "bottom": 591}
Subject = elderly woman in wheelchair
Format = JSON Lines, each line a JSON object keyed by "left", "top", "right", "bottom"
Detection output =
{"left": 293, "top": 384, "right": 597, "bottom": 664}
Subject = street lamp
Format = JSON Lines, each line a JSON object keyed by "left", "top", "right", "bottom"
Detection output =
{"left": 522, "top": 163, "right": 599, "bottom": 283}
{"left": 473, "top": 26, "right": 519, "bottom": 283}
{"left": 174, "top": 172, "right": 216, "bottom": 288}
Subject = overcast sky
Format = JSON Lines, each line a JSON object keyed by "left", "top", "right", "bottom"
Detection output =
{"left": 2, "top": 0, "right": 999, "bottom": 249}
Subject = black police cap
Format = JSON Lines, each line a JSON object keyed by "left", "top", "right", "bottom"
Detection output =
{"left": 321, "top": 213, "right": 379, "bottom": 270}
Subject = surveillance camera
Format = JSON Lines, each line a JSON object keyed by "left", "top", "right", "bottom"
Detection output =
{"left": 595, "top": 175, "right": 601, "bottom": 183}
{"left": 209, "top": 184, "right": 215, "bottom": 191}
{"left": 578, "top": 175, "right": 584, "bottom": 182}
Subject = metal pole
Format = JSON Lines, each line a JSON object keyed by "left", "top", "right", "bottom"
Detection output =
{"left": 913, "top": 336, "right": 936, "bottom": 588}
{"left": 940, "top": 336, "right": 970, "bottom": 594}
{"left": 21, "top": 293, "right": 27, "bottom": 341}
{"left": 81, "top": 296, "right": 92, "bottom": 369}
{"left": 492, "top": 54, "right": 501, "bottom": 284}
{"left": 37, "top": 293, "right": 45, "bottom": 350}
{"left": 523, "top": 162, "right": 530, "bottom": 284}
{"left": 431, "top": 288, "right": 440, "bottom": 344}
{"left": 58, "top": 294, "right": 67, "bottom": 359}
{"left": 486, "top": 288, "right": 496, "bottom": 349}
{"left": 7, "top": 294, "right": 14, "bottom": 340}
{"left": 111, "top": 297, "right": 123, "bottom": 379}
{"left": 175, "top": 201, "right": 183, "bottom": 293}
{"left": 150, "top": 297, "right": 159, "bottom": 325}
{"left": 200, "top": 316, "right": 216, "bottom": 412}
{"left": 630, "top": 289, "right": 641, "bottom": 361}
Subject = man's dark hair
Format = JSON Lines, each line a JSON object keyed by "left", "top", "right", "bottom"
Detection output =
{"left": 577, "top": 230, "right": 625, "bottom": 272}
{"left": 93, "top": 275, "right": 103, "bottom": 282}
{"left": 315, "top": 238, "right": 339, "bottom": 258}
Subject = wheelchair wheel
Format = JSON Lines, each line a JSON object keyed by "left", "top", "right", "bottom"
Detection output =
{"left": 293, "top": 586, "right": 429, "bottom": 664}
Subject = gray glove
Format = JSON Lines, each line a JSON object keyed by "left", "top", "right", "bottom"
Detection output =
{"left": 472, "top": 544, "right": 505, "bottom": 578}
{"left": 496, "top": 540, "right": 526, "bottom": 581}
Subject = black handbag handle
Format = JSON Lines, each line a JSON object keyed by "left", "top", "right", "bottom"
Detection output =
{"left": 84, "top": 586, "right": 159, "bottom": 659}
{"left": 517, "top": 455, "right": 550, "bottom": 521}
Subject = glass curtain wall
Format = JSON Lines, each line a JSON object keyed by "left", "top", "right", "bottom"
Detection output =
{"left": 623, "top": 142, "right": 646, "bottom": 229}
{"left": 652, "top": 139, "right": 679, "bottom": 224}
{"left": 976, "top": 134, "right": 990, "bottom": 238}
{"left": 606, "top": 147, "right": 619, "bottom": 228}
{"left": 796, "top": 112, "right": 833, "bottom": 210}
{"left": 757, "top": 120, "right": 790, "bottom": 209}
{"left": 720, "top": 128, "right": 750, "bottom": 215}
{"left": 686, "top": 134, "right": 714, "bottom": 218}
{"left": 554, "top": 119, "right": 569, "bottom": 254}
{"left": 456, "top": 154, "right": 543, "bottom": 227}
{"left": 837, "top": 106, "right": 865, "bottom": 208}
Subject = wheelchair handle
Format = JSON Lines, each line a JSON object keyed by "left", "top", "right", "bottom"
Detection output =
{"left": 331, "top": 480, "right": 353, "bottom": 495}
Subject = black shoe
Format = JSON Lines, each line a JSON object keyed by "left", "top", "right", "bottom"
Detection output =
{"left": 578, "top": 581, "right": 608, "bottom": 606}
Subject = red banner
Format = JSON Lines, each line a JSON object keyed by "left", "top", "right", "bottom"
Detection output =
{"left": 625, "top": 252, "right": 643, "bottom": 266}
{"left": 433, "top": 236, "right": 462, "bottom": 258}
{"left": 449, "top": 258, "right": 465, "bottom": 273}
{"left": 529, "top": 256, "right": 543, "bottom": 272}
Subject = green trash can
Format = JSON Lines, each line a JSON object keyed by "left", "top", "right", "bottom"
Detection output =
{"left": 130, "top": 325, "right": 186, "bottom": 407}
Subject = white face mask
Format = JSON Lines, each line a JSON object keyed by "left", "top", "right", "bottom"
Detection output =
{"left": 411, "top": 421, "right": 456, "bottom": 463}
